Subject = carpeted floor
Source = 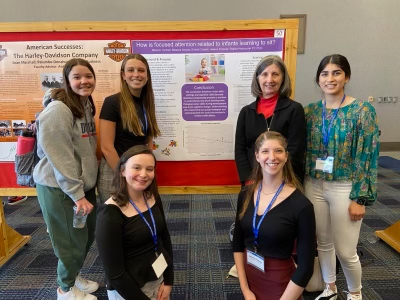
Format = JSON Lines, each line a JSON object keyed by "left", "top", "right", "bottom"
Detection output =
{"left": 0, "top": 158, "right": 399, "bottom": 300}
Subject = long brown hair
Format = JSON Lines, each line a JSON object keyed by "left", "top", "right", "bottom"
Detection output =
{"left": 239, "top": 131, "right": 302, "bottom": 219}
{"left": 111, "top": 145, "right": 159, "bottom": 207}
{"left": 51, "top": 58, "right": 96, "bottom": 118}
{"left": 119, "top": 54, "right": 161, "bottom": 137}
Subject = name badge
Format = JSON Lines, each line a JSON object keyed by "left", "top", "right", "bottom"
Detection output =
{"left": 323, "top": 156, "right": 334, "bottom": 173}
{"left": 315, "top": 158, "right": 325, "bottom": 171}
{"left": 246, "top": 250, "right": 265, "bottom": 272}
{"left": 152, "top": 253, "right": 168, "bottom": 278}
{"left": 316, "top": 157, "right": 334, "bottom": 173}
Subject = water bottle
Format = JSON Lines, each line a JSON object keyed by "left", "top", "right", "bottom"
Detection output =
{"left": 73, "top": 206, "right": 88, "bottom": 228}
{"left": 16, "top": 130, "right": 35, "bottom": 155}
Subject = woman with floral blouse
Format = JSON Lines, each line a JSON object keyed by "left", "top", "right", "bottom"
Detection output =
{"left": 304, "top": 54, "right": 379, "bottom": 300}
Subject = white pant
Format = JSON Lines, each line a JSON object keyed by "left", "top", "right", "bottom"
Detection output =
{"left": 107, "top": 276, "right": 164, "bottom": 300}
{"left": 304, "top": 177, "right": 362, "bottom": 292}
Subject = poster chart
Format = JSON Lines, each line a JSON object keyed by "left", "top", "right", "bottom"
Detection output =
{"left": 0, "top": 31, "right": 284, "bottom": 162}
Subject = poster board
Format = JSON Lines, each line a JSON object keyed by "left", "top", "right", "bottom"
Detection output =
{"left": 0, "top": 20, "right": 299, "bottom": 193}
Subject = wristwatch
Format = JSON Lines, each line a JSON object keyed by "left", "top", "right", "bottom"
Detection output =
{"left": 353, "top": 197, "right": 368, "bottom": 205}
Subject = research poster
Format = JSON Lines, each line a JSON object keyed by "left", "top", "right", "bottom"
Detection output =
{"left": 0, "top": 31, "right": 284, "bottom": 161}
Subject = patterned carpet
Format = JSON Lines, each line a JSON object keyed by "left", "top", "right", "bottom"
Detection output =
{"left": 0, "top": 158, "right": 399, "bottom": 300}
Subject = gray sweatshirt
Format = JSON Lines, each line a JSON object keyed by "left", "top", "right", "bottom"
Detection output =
{"left": 33, "top": 93, "right": 98, "bottom": 201}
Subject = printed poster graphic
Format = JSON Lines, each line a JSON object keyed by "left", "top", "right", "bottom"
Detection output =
{"left": 103, "top": 41, "right": 130, "bottom": 62}
{"left": 0, "top": 45, "right": 7, "bottom": 62}
{"left": 0, "top": 35, "right": 284, "bottom": 161}
{"left": 131, "top": 37, "right": 284, "bottom": 161}
{"left": 0, "top": 40, "right": 130, "bottom": 162}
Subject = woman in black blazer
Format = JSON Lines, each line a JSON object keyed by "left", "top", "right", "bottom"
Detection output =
{"left": 235, "top": 55, "right": 306, "bottom": 185}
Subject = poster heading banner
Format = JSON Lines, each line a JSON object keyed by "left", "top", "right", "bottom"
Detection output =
{"left": 132, "top": 38, "right": 283, "bottom": 54}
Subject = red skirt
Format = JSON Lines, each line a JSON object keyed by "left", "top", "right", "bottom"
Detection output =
{"left": 244, "top": 251, "right": 301, "bottom": 300}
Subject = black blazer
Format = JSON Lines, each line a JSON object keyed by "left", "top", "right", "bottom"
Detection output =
{"left": 234, "top": 96, "right": 306, "bottom": 183}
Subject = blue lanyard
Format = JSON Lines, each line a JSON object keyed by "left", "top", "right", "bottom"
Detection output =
{"left": 252, "top": 181, "right": 285, "bottom": 253}
{"left": 321, "top": 94, "right": 346, "bottom": 153}
{"left": 129, "top": 196, "right": 158, "bottom": 253}
{"left": 139, "top": 104, "right": 148, "bottom": 134}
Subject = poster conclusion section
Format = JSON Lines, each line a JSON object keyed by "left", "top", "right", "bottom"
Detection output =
{"left": 132, "top": 36, "right": 284, "bottom": 161}
{"left": 0, "top": 34, "right": 284, "bottom": 164}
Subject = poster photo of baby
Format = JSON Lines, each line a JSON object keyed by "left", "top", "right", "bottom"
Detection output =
{"left": 185, "top": 54, "right": 225, "bottom": 83}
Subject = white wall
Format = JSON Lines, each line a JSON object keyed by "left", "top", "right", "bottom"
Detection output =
{"left": 1, "top": 0, "right": 399, "bottom": 142}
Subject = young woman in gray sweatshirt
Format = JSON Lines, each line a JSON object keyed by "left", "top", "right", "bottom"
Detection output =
{"left": 33, "top": 58, "right": 99, "bottom": 300}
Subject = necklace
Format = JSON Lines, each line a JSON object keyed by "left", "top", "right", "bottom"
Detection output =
{"left": 266, "top": 114, "right": 274, "bottom": 131}
{"left": 261, "top": 189, "right": 277, "bottom": 196}
{"left": 261, "top": 182, "right": 285, "bottom": 196}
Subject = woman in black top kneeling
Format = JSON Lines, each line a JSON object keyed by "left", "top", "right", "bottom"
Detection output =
{"left": 96, "top": 145, "right": 173, "bottom": 300}
{"left": 233, "top": 131, "right": 315, "bottom": 300}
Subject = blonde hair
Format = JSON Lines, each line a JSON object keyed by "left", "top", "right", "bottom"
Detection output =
{"left": 239, "top": 131, "right": 302, "bottom": 219}
{"left": 119, "top": 54, "right": 160, "bottom": 137}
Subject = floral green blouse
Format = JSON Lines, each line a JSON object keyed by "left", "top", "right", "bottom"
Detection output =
{"left": 304, "top": 99, "right": 379, "bottom": 205}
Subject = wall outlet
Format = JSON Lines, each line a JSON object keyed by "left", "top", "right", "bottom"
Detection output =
{"left": 394, "top": 97, "right": 398, "bottom": 103}
{"left": 368, "top": 96, "right": 374, "bottom": 103}
{"left": 378, "top": 97, "right": 383, "bottom": 103}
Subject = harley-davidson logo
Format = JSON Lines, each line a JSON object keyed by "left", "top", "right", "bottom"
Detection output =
{"left": 104, "top": 41, "right": 130, "bottom": 62}
{"left": 0, "top": 46, "right": 7, "bottom": 62}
